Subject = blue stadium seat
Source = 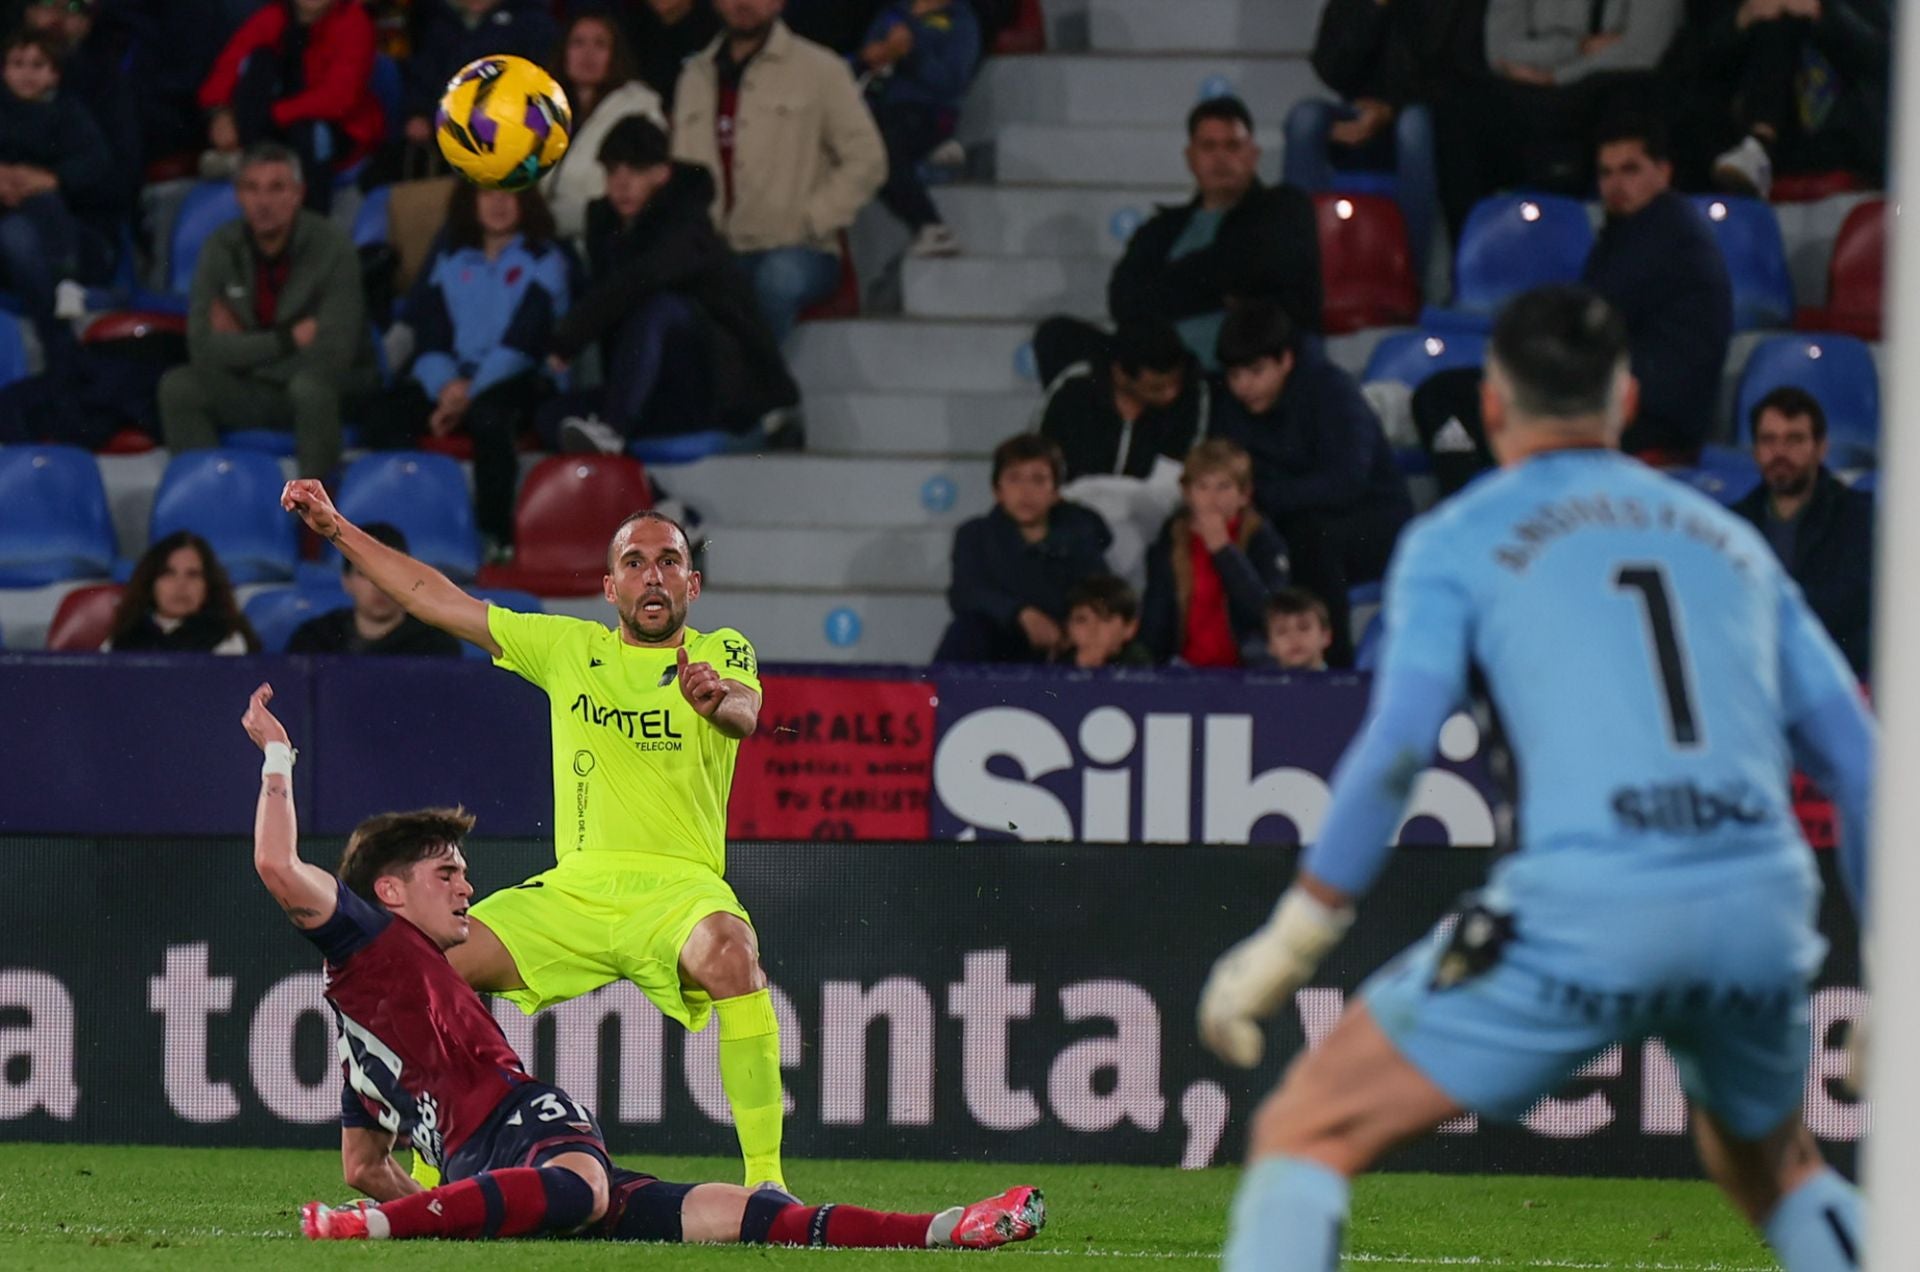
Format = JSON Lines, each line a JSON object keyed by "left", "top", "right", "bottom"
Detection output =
{"left": 1734, "top": 334, "right": 1880, "bottom": 466}
{"left": 0, "top": 445, "right": 118, "bottom": 587}
{"left": 221, "top": 426, "right": 361, "bottom": 457}
{"left": 1690, "top": 196, "right": 1793, "bottom": 331}
{"left": 336, "top": 452, "right": 481, "bottom": 581}
{"left": 149, "top": 449, "right": 299, "bottom": 583}
{"left": 0, "top": 315, "right": 28, "bottom": 392}
{"left": 466, "top": 587, "right": 545, "bottom": 659}
{"left": 1361, "top": 329, "right": 1488, "bottom": 390}
{"left": 1849, "top": 469, "right": 1877, "bottom": 496}
{"left": 245, "top": 585, "right": 352, "bottom": 654}
{"left": 1429, "top": 194, "right": 1593, "bottom": 327}
{"left": 371, "top": 54, "right": 403, "bottom": 135}
{"left": 630, "top": 430, "right": 732, "bottom": 465}
{"left": 168, "top": 181, "right": 243, "bottom": 297}
{"left": 1670, "top": 444, "right": 1760, "bottom": 506}
{"left": 353, "top": 185, "right": 392, "bottom": 249}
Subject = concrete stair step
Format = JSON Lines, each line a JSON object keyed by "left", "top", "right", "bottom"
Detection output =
{"left": 807, "top": 391, "right": 1036, "bottom": 457}
{"left": 902, "top": 254, "right": 1110, "bottom": 320}
{"left": 658, "top": 453, "right": 992, "bottom": 529}
{"left": 1087, "top": 0, "right": 1322, "bottom": 54}
{"left": 961, "top": 54, "right": 1321, "bottom": 136}
{"left": 992, "top": 122, "right": 1283, "bottom": 186}
{"left": 701, "top": 525, "right": 951, "bottom": 591}
{"left": 933, "top": 183, "right": 1185, "bottom": 259}
{"left": 545, "top": 587, "right": 949, "bottom": 664}
{"left": 787, "top": 319, "right": 1038, "bottom": 394}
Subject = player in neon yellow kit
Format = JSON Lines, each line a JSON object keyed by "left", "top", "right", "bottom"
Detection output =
{"left": 280, "top": 480, "right": 786, "bottom": 1191}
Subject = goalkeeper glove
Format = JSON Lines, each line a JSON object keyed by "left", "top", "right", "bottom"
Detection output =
{"left": 1198, "top": 886, "right": 1354, "bottom": 1068}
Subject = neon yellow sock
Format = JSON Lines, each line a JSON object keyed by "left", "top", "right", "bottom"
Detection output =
{"left": 408, "top": 1150, "right": 440, "bottom": 1190}
{"left": 714, "top": 988, "right": 785, "bottom": 1189}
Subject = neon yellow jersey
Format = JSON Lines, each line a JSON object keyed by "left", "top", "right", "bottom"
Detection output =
{"left": 488, "top": 608, "right": 759, "bottom": 874}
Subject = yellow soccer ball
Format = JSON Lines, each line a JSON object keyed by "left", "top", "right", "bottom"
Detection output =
{"left": 434, "top": 54, "right": 571, "bottom": 191}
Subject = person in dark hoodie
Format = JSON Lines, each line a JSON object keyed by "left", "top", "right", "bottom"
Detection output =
{"left": 21, "top": 0, "right": 139, "bottom": 206}
{"left": 402, "top": 0, "right": 559, "bottom": 162}
{"left": 0, "top": 28, "right": 116, "bottom": 383}
{"left": 1139, "top": 438, "right": 1289, "bottom": 667}
{"left": 1579, "top": 114, "right": 1731, "bottom": 463}
{"left": 934, "top": 433, "right": 1113, "bottom": 664}
{"left": 854, "top": 0, "right": 979, "bottom": 256}
{"left": 1730, "top": 386, "right": 1873, "bottom": 678}
{"left": 286, "top": 522, "right": 465, "bottom": 657}
{"left": 1036, "top": 317, "right": 1207, "bottom": 485}
{"left": 1212, "top": 299, "right": 1411, "bottom": 668}
{"left": 544, "top": 114, "right": 801, "bottom": 453}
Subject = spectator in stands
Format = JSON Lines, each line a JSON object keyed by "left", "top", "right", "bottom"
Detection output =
{"left": 198, "top": 0, "right": 386, "bottom": 213}
{"left": 1106, "top": 95, "right": 1321, "bottom": 371}
{"left": 1703, "top": 0, "right": 1889, "bottom": 198}
{"left": 671, "top": 0, "right": 887, "bottom": 345}
{"left": 585, "top": 0, "right": 721, "bottom": 110}
{"left": 22, "top": 0, "right": 138, "bottom": 203}
{"left": 546, "top": 116, "right": 800, "bottom": 453}
{"left": 1064, "top": 574, "right": 1152, "bottom": 670}
{"left": 855, "top": 0, "right": 979, "bottom": 257}
{"left": 1139, "top": 439, "right": 1288, "bottom": 667}
{"left": 102, "top": 530, "right": 262, "bottom": 654}
{"left": 1730, "top": 386, "right": 1873, "bottom": 677}
{"left": 541, "top": 10, "right": 665, "bottom": 239}
{"left": 1265, "top": 587, "right": 1334, "bottom": 672}
{"left": 159, "top": 142, "right": 375, "bottom": 480}
{"left": 1580, "top": 115, "right": 1731, "bottom": 462}
{"left": 287, "top": 522, "right": 465, "bottom": 656}
{"left": 0, "top": 28, "right": 115, "bottom": 388}
{"left": 402, "top": 1, "right": 559, "bottom": 169}
{"left": 934, "top": 433, "right": 1112, "bottom": 663}
{"left": 362, "top": 181, "right": 570, "bottom": 561}
{"left": 1214, "top": 300, "right": 1411, "bottom": 668}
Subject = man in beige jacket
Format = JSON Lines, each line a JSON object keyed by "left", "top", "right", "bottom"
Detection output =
{"left": 671, "top": 0, "right": 886, "bottom": 345}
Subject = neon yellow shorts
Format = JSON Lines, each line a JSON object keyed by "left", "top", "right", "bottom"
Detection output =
{"left": 468, "top": 852, "right": 751, "bottom": 1032}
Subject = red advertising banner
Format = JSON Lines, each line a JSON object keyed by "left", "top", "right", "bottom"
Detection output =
{"left": 727, "top": 675, "right": 938, "bottom": 840}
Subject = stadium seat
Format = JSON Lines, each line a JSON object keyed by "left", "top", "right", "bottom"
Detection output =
{"left": 477, "top": 455, "right": 653, "bottom": 597}
{"left": 798, "top": 231, "right": 860, "bottom": 322}
{"left": 1734, "top": 333, "right": 1880, "bottom": 465}
{"left": 0, "top": 315, "right": 28, "bottom": 392}
{"left": 1770, "top": 170, "right": 1862, "bottom": 203}
{"left": 245, "top": 586, "right": 352, "bottom": 654}
{"left": 168, "top": 181, "right": 243, "bottom": 297}
{"left": 1314, "top": 193, "right": 1419, "bottom": 335}
{"left": 353, "top": 185, "right": 392, "bottom": 249}
{"left": 1850, "top": 469, "right": 1878, "bottom": 496}
{"left": 630, "top": 430, "right": 733, "bottom": 465}
{"left": 220, "top": 426, "right": 361, "bottom": 457}
{"left": 371, "top": 54, "right": 403, "bottom": 135}
{"left": 0, "top": 445, "right": 119, "bottom": 587}
{"left": 1361, "top": 329, "right": 1488, "bottom": 390}
{"left": 46, "top": 583, "right": 124, "bottom": 651}
{"left": 1669, "top": 444, "right": 1761, "bottom": 506}
{"left": 1798, "top": 198, "right": 1884, "bottom": 341}
{"left": 148, "top": 449, "right": 299, "bottom": 583}
{"left": 1429, "top": 193, "right": 1593, "bottom": 326}
{"left": 1690, "top": 196, "right": 1793, "bottom": 330}
{"left": 993, "top": 0, "right": 1046, "bottom": 53}
{"left": 336, "top": 452, "right": 481, "bottom": 581}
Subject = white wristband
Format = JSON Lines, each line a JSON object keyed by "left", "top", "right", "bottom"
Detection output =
{"left": 262, "top": 742, "right": 297, "bottom": 780}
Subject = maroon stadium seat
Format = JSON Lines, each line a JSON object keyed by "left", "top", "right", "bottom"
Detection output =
{"left": 798, "top": 231, "right": 861, "bottom": 322}
{"left": 1797, "top": 197, "right": 1885, "bottom": 341}
{"left": 1314, "top": 192, "right": 1419, "bottom": 335}
{"left": 476, "top": 455, "right": 653, "bottom": 597}
{"left": 1770, "top": 170, "right": 1863, "bottom": 203}
{"left": 47, "top": 583, "right": 123, "bottom": 651}
{"left": 993, "top": 0, "right": 1047, "bottom": 54}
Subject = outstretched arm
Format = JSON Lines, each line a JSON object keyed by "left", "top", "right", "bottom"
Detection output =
{"left": 280, "top": 479, "right": 501, "bottom": 658}
{"left": 241, "top": 683, "right": 336, "bottom": 929}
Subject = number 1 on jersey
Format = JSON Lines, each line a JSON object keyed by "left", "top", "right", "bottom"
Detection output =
{"left": 1614, "top": 564, "right": 1700, "bottom": 747}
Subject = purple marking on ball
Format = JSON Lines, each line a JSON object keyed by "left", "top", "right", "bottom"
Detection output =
{"left": 468, "top": 109, "right": 499, "bottom": 149}
{"left": 522, "top": 100, "right": 552, "bottom": 139}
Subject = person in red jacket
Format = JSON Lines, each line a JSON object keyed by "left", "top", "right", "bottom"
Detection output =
{"left": 199, "top": 0, "right": 385, "bottom": 212}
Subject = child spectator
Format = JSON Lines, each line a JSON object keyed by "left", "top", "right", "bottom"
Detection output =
{"left": 1140, "top": 439, "right": 1289, "bottom": 667}
{"left": 934, "top": 433, "right": 1112, "bottom": 663}
{"left": 286, "top": 522, "right": 464, "bottom": 656}
{"left": 541, "top": 10, "right": 665, "bottom": 239}
{"left": 1265, "top": 587, "right": 1333, "bottom": 672}
{"left": 102, "top": 531, "right": 262, "bottom": 654}
{"left": 1064, "top": 574, "right": 1152, "bottom": 669}
{"left": 855, "top": 0, "right": 980, "bottom": 257}
{"left": 198, "top": 0, "right": 386, "bottom": 212}
{"left": 362, "top": 181, "right": 571, "bottom": 562}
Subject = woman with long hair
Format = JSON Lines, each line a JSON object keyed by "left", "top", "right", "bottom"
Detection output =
{"left": 362, "top": 180, "right": 571, "bottom": 561}
{"left": 104, "top": 531, "right": 261, "bottom": 653}
{"left": 541, "top": 11, "right": 664, "bottom": 239}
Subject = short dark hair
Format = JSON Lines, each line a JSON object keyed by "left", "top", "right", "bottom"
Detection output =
{"left": 991, "top": 433, "right": 1065, "bottom": 489}
{"left": 599, "top": 115, "right": 670, "bottom": 170}
{"left": 443, "top": 179, "right": 558, "bottom": 252}
{"left": 1112, "top": 319, "right": 1189, "bottom": 378}
{"left": 1267, "top": 587, "right": 1330, "bottom": 629}
{"left": 1187, "top": 94, "right": 1254, "bottom": 137}
{"left": 238, "top": 139, "right": 303, "bottom": 186}
{"left": 1595, "top": 112, "right": 1671, "bottom": 164}
{"left": 345, "top": 522, "right": 409, "bottom": 574}
{"left": 6, "top": 27, "right": 64, "bottom": 71}
{"left": 1215, "top": 300, "right": 1295, "bottom": 370}
{"left": 1488, "top": 285, "right": 1629, "bottom": 421}
{"left": 1067, "top": 574, "right": 1139, "bottom": 623}
{"left": 338, "top": 807, "right": 477, "bottom": 904}
{"left": 1750, "top": 384, "right": 1829, "bottom": 443}
{"left": 606, "top": 509, "right": 693, "bottom": 571}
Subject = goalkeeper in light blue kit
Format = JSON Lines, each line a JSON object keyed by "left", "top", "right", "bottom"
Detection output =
{"left": 1200, "top": 286, "right": 1873, "bottom": 1272}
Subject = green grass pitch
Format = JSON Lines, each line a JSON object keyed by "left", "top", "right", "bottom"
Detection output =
{"left": 0, "top": 1145, "right": 1778, "bottom": 1270}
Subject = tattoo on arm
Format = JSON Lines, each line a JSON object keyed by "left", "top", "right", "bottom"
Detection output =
{"left": 264, "top": 779, "right": 289, "bottom": 798}
{"left": 278, "top": 899, "right": 321, "bottom": 921}
{"left": 411, "top": 580, "right": 424, "bottom": 592}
